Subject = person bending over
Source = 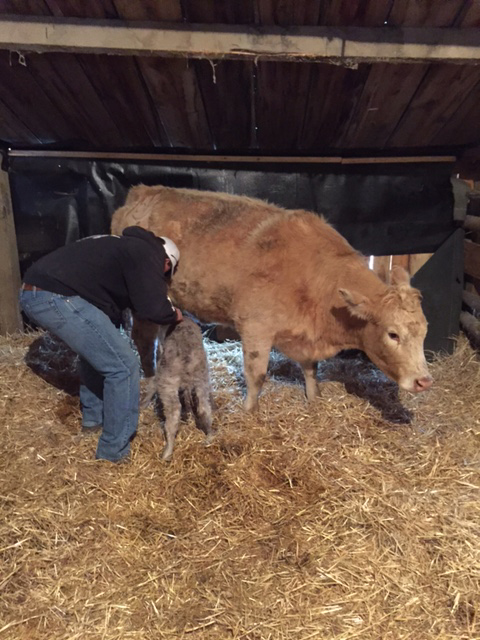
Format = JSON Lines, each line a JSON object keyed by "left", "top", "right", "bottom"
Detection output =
{"left": 19, "top": 226, "right": 182, "bottom": 464}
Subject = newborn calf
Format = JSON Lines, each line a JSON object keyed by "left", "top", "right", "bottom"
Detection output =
{"left": 139, "top": 317, "right": 214, "bottom": 461}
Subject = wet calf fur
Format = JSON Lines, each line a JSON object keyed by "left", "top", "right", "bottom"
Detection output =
{"left": 136, "top": 317, "right": 214, "bottom": 460}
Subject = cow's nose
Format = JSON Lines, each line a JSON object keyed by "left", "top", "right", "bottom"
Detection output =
{"left": 414, "top": 375, "right": 433, "bottom": 392}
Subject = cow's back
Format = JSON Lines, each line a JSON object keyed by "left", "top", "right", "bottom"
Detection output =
{"left": 111, "top": 185, "right": 280, "bottom": 242}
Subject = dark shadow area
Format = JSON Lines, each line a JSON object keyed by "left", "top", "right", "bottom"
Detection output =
{"left": 206, "top": 337, "right": 412, "bottom": 424}
{"left": 25, "top": 332, "right": 80, "bottom": 396}
{"left": 268, "top": 348, "right": 413, "bottom": 425}
{"left": 321, "top": 350, "right": 413, "bottom": 424}
{"left": 25, "top": 331, "right": 412, "bottom": 425}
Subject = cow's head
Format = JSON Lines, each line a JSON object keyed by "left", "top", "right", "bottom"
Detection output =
{"left": 339, "top": 268, "right": 432, "bottom": 393}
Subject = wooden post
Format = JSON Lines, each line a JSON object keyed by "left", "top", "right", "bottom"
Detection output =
{"left": 465, "top": 239, "right": 480, "bottom": 280}
{"left": 0, "top": 167, "right": 22, "bottom": 335}
{"left": 371, "top": 256, "right": 391, "bottom": 281}
{"left": 460, "top": 311, "right": 480, "bottom": 350}
{"left": 391, "top": 254, "right": 410, "bottom": 273}
{"left": 464, "top": 215, "right": 480, "bottom": 232}
{"left": 463, "top": 290, "right": 480, "bottom": 318}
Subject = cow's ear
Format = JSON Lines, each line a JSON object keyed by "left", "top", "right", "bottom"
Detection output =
{"left": 390, "top": 266, "right": 410, "bottom": 286}
{"left": 339, "top": 288, "right": 372, "bottom": 320}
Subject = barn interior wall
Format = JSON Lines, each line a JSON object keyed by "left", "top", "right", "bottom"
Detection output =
{"left": 9, "top": 156, "right": 455, "bottom": 276}
{"left": 8, "top": 156, "right": 460, "bottom": 351}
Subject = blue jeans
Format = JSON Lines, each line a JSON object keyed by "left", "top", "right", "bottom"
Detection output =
{"left": 20, "top": 289, "right": 140, "bottom": 462}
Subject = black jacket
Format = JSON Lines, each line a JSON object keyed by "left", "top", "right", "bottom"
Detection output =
{"left": 23, "top": 226, "right": 177, "bottom": 327}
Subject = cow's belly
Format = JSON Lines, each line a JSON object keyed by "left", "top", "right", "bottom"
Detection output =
{"left": 171, "top": 277, "right": 235, "bottom": 325}
{"left": 274, "top": 330, "right": 339, "bottom": 363}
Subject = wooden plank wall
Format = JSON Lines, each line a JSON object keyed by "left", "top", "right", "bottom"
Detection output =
{"left": 370, "top": 181, "right": 480, "bottom": 353}
{"left": 0, "top": 167, "right": 22, "bottom": 335}
{"left": 0, "top": 0, "right": 478, "bottom": 154}
{"left": 370, "top": 253, "right": 432, "bottom": 280}
{"left": 460, "top": 188, "right": 480, "bottom": 349}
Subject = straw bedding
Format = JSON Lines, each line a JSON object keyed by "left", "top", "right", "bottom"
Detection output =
{"left": 0, "top": 330, "right": 479, "bottom": 640}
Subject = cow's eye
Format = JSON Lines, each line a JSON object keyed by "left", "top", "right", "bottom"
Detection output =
{"left": 388, "top": 331, "right": 400, "bottom": 342}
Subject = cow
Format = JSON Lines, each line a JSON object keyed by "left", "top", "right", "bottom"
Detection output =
{"left": 112, "top": 185, "right": 433, "bottom": 411}
{"left": 133, "top": 317, "right": 214, "bottom": 461}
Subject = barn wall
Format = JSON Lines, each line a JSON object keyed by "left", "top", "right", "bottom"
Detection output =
{"left": 8, "top": 156, "right": 454, "bottom": 276}
{"left": 8, "top": 156, "right": 460, "bottom": 351}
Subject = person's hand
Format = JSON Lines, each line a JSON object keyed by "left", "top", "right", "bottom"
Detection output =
{"left": 175, "top": 307, "right": 183, "bottom": 323}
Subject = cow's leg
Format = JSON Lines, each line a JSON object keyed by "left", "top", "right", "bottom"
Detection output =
{"left": 132, "top": 316, "right": 159, "bottom": 408}
{"left": 241, "top": 333, "right": 271, "bottom": 411}
{"left": 301, "top": 360, "right": 319, "bottom": 402}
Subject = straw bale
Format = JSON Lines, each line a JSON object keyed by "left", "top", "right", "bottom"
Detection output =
{"left": 0, "top": 330, "right": 479, "bottom": 640}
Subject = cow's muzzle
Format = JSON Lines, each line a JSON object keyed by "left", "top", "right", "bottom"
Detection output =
{"left": 413, "top": 375, "right": 433, "bottom": 393}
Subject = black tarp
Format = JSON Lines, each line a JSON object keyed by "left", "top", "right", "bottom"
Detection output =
{"left": 412, "top": 228, "right": 464, "bottom": 355}
{"left": 8, "top": 156, "right": 455, "bottom": 275}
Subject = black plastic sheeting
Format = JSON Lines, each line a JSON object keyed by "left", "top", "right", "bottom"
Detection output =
{"left": 8, "top": 156, "right": 455, "bottom": 276}
{"left": 411, "top": 228, "right": 464, "bottom": 355}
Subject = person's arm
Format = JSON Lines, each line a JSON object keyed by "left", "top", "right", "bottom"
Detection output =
{"left": 124, "top": 251, "right": 179, "bottom": 325}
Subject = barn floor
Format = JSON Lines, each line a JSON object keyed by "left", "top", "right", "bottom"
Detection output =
{"left": 0, "top": 331, "right": 479, "bottom": 640}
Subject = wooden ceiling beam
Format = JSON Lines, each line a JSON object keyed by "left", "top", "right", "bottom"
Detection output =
{"left": 0, "top": 17, "right": 480, "bottom": 64}
{"left": 9, "top": 150, "right": 456, "bottom": 164}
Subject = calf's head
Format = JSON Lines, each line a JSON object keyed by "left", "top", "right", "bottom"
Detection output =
{"left": 339, "top": 268, "right": 432, "bottom": 393}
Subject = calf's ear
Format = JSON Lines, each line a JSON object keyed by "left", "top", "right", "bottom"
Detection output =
{"left": 339, "top": 288, "right": 372, "bottom": 320}
{"left": 390, "top": 266, "right": 410, "bottom": 286}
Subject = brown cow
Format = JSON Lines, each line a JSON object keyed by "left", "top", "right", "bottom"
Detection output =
{"left": 112, "top": 186, "right": 432, "bottom": 410}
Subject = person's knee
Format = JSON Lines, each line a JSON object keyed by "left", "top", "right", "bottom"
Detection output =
{"left": 112, "top": 351, "right": 140, "bottom": 382}
{"left": 126, "top": 355, "right": 140, "bottom": 380}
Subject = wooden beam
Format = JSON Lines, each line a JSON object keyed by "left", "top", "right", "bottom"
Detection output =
{"left": 452, "top": 177, "right": 470, "bottom": 222}
{"left": 460, "top": 311, "right": 480, "bottom": 350}
{"left": 9, "top": 150, "right": 456, "bottom": 165}
{"left": 409, "top": 253, "right": 432, "bottom": 276}
{"left": 0, "top": 168, "right": 22, "bottom": 335}
{"left": 456, "top": 150, "right": 480, "bottom": 180}
{"left": 462, "top": 290, "right": 480, "bottom": 317}
{"left": 0, "top": 17, "right": 480, "bottom": 64}
{"left": 464, "top": 215, "right": 480, "bottom": 232}
{"left": 468, "top": 192, "right": 480, "bottom": 216}
{"left": 464, "top": 239, "right": 480, "bottom": 280}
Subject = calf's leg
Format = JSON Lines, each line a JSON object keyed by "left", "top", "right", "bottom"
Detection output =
{"left": 192, "top": 380, "right": 214, "bottom": 444}
{"left": 157, "top": 377, "right": 182, "bottom": 461}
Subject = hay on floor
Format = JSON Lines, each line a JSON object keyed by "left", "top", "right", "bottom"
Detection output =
{"left": 0, "top": 330, "right": 479, "bottom": 640}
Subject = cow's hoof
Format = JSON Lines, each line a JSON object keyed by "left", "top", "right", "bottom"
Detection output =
{"left": 244, "top": 398, "right": 259, "bottom": 412}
